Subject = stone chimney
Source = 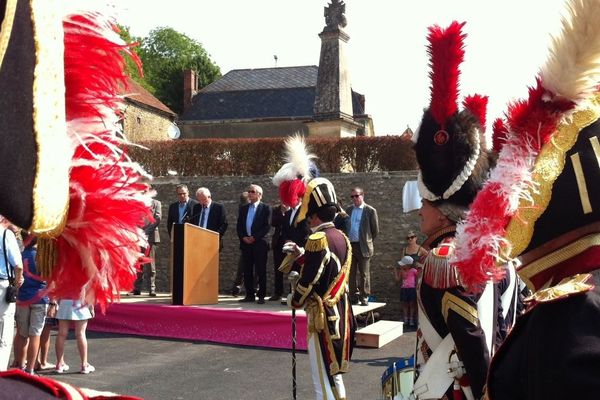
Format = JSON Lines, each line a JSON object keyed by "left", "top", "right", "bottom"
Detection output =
{"left": 183, "top": 69, "right": 198, "bottom": 113}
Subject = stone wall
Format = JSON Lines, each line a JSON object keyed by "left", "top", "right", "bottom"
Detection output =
{"left": 123, "top": 103, "right": 173, "bottom": 141}
{"left": 150, "top": 171, "right": 422, "bottom": 320}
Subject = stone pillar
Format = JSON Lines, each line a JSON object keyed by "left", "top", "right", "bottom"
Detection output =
{"left": 309, "top": 0, "right": 360, "bottom": 137}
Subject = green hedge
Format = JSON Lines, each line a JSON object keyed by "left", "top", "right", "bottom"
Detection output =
{"left": 128, "top": 136, "right": 417, "bottom": 177}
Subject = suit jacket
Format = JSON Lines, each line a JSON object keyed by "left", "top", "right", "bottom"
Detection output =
{"left": 280, "top": 207, "right": 311, "bottom": 247}
{"left": 236, "top": 202, "right": 271, "bottom": 246}
{"left": 191, "top": 202, "right": 228, "bottom": 236}
{"left": 345, "top": 203, "right": 379, "bottom": 257}
{"left": 167, "top": 199, "right": 198, "bottom": 238}
{"left": 270, "top": 205, "right": 287, "bottom": 250}
{"left": 143, "top": 199, "right": 162, "bottom": 244}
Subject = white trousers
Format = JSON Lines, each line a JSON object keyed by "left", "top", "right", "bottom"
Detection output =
{"left": 308, "top": 332, "right": 346, "bottom": 400}
{"left": 0, "top": 280, "right": 15, "bottom": 371}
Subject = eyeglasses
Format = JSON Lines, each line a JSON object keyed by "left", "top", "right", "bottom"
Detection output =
{"left": 350, "top": 194, "right": 362, "bottom": 198}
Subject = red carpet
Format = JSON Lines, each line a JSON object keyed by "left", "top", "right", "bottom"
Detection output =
{"left": 88, "top": 300, "right": 308, "bottom": 351}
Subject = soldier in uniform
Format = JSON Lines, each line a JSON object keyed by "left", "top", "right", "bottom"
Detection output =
{"left": 285, "top": 177, "right": 356, "bottom": 400}
{"left": 452, "top": 0, "right": 600, "bottom": 398}
{"left": 410, "top": 22, "right": 501, "bottom": 400}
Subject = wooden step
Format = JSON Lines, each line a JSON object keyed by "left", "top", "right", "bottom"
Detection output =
{"left": 355, "top": 320, "right": 403, "bottom": 348}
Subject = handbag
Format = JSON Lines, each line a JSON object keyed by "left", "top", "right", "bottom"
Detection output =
{"left": 2, "top": 230, "right": 17, "bottom": 303}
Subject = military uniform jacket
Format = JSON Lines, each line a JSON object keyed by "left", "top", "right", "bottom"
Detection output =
{"left": 487, "top": 270, "right": 600, "bottom": 400}
{"left": 416, "top": 229, "right": 491, "bottom": 400}
{"left": 291, "top": 223, "right": 356, "bottom": 377}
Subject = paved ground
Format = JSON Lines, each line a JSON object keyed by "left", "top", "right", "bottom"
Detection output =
{"left": 36, "top": 328, "right": 416, "bottom": 400}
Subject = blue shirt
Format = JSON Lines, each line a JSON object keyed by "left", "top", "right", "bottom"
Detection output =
{"left": 178, "top": 201, "right": 189, "bottom": 223}
{"left": 246, "top": 202, "right": 258, "bottom": 236}
{"left": 348, "top": 206, "right": 364, "bottom": 242}
{"left": 0, "top": 227, "right": 21, "bottom": 280}
{"left": 17, "top": 247, "right": 48, "bottom": 304}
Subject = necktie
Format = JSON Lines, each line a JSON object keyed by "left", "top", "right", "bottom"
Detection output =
{"left": 201, "top": 206, "right": 207, "bottom": 228}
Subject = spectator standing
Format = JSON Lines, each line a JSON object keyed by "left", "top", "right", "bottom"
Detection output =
{"left": 166, "top": 184, "right": 197, "bottom": 238}
{"left": 54, "top": 299, "right": 95, "bottom": 374}
{"left": 0, "top": 215, "right": 23, "bottom": 371}
{"left": 269, "top": 203, "right": 288, "bottom": 301}
{"left": 402, "top": 230, "right": 428, "bottom": 267}
{"left": 13, "top": 232, "right": 48, "bottom": 374}
{"left": 236, "top": 184, "right": 271, "bottom": 304}
{"left": 133, "top": 193, "right": 161, "bottom": 296}
{"left": 35, "top": 305, "right": 57, "bottom": 371}
{"left": 345, "top": 187, "right": 379, "bottom": 305}
{"left": 394, "top": 256, "right": 418, "bottom": 328}
{"left": 230, "top": 191, "right": 250, "bottom": 296}
{"left": 191, "top": 187, "right": 228, "bottom": 250}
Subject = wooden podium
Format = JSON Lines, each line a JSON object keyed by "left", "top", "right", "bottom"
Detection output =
{"left": 171, "top": 223, "right": 219, "bottom": 305}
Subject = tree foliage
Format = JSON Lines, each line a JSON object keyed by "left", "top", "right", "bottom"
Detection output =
{"left": 137, "top": 27, "right": 221, "bottom": 113}
{"left": 118, "top": 26, "right": 221, "bottom": 114}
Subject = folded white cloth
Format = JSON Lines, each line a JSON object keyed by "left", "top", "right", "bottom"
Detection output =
{"left": 402, "top": 180, "right": 421, "bottom": 213}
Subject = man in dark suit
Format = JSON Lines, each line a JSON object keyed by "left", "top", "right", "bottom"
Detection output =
{"left": 133, "top": 196, "right": 161, "bottom": 296}
{"left": 191, "top": 187, "right": 228, "bottom": 250}
{"left": 269, "top": 203, "right": 288, "bottom": 301}
{"left": 274, "top": 197, "right": 311, "bottom": 303}
{"left": 346, "top": 187, "right": 379, "bottom": 306}
{"left": 236, "top": 184, "right": 271, "bottom": 304}
{"left": 166, "top": 184, "right": 197, "bottom": 238}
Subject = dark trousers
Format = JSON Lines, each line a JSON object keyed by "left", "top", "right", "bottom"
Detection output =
{"left": 134, "top": 244, "right": 156, "bottom": 292}
{"left": 349, "top": 242, "right": 371, "bottom": 301}
{"left": 272, "top": 243, "right": 285, "bottom": 296}
{"left": 241, "top": 241, "right": 268, "bottom": 299}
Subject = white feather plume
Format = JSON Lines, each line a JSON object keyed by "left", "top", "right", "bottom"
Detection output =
{"left": 541, "top": 0, "right": 600, "bottom": 101}
{"left": 272, "top": 134, "right": 316, "bottom": 186}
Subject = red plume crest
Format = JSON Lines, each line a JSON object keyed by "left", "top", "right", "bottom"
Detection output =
{"left": 427, "top": 21, "right": 466, "bottom": 127}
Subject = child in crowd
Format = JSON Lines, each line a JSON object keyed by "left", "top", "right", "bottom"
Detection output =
{"left": 13, "top": 232, "right": 48, "bottom": 374}
{"left": 55, "top": 299, "right": 95, "bottom": 374}
{"left": 394, "top": 256, "right": 418, "bottom": 328}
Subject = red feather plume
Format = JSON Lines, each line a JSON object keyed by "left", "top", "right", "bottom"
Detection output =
{"left": 427, "top": 21, "right": 466, "bottom": 126}
{"left": 462, "top": 94, "right": 488, "bottom": 129}
{"left": 45, "top": 11, "right": 151, "bottom": 311}
{"left": 491, "top": 118, "right": 508, "bottom": 152}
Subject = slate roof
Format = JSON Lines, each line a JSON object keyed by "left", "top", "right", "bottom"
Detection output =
{"left": 180, "top": 66, "right": 365, "bottom": 121}
{"left": 200, "top": 66, "right": 318, "bottom": 92}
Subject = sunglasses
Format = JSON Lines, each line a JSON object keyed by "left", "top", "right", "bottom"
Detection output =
{"left": 407, "top": 236, "right": 416, "bottom": 239}
{"left": 350, "top": 194, "right": 362, "bottom": 198}
{"left": 247, "top": 190, "right": 257, "bottom": 194}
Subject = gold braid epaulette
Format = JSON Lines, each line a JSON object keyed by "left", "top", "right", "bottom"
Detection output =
{"left": 305, "top": 231, "right": 328, "bottom": 252}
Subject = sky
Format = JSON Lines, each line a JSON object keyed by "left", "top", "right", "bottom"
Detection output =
{"left": 115, "top": 0, "right": 567, "bottom": 135}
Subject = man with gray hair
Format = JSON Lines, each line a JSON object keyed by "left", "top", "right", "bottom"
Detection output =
{"left": 191, "top": 187, "right": 228, "bottom": 250}
{"left": 236, "top": 184, "right": 271, "bottom": 304}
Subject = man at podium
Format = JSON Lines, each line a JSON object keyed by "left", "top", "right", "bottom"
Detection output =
{"left": 191, "top": 187, "right": 228, "bottom": 250}
{"left": 167, "top": 184, "right": 198, "bottom": 238}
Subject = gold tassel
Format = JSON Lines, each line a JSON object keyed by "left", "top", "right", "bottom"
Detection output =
{"left": 305, "top": 231, "right": 328, "bottom": 252}
{"left": 36, "top": 237, "right": 57, "bottom": 279}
